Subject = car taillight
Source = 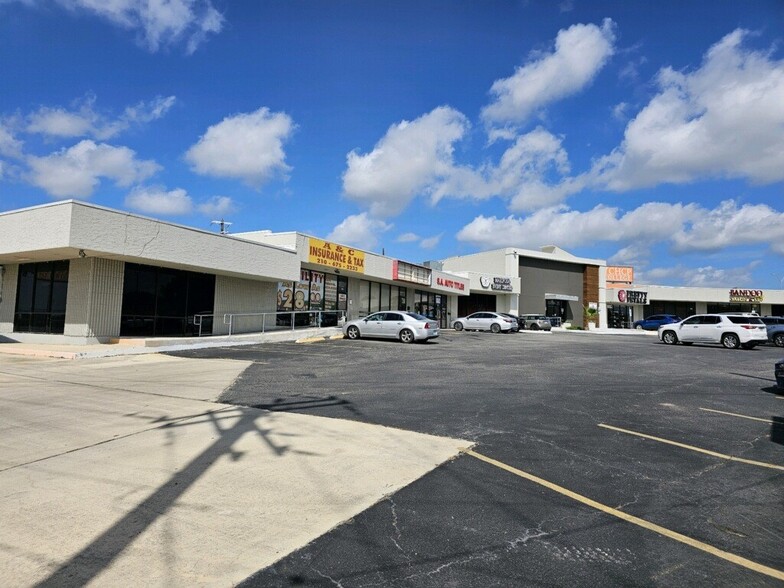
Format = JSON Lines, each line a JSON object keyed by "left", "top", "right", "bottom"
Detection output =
{"left": 741, "top": 325, "right": 755, "bottom": 329}
{"left": 424, "top": 323, "right": 430, "bottom": 329}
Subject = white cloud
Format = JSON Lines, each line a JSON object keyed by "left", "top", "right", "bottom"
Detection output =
{"left": 671, "top": 200, "right": 784, "bottom": 255}
{"left": 27, "top": 95, "right": 176, "bottom": 140}
{"left": 326, "top": 213, "right": 392, "bottom": 251}
{"left": 54, "top": 0, "right": 224, "bottom": 54}
{"left": 27, "top": 139, "right": 160, "bottom": 197}
{"left": 433, "top": 127, "right": 579, "bottom": 211}
{"left": 594, "top": 29, "right": 784, "bottom": 190}
{"left": 639, "top": 262, "right": 761, "bottom": 288}
{"left": 197, "top": 195, "right": 235, "bottom": 217}
{"left": 481, "top": 19, "right": 615, "bottom": 127}
{"left": 420, "top": 234, "right": 442, "bottom": 249}
{"left": 0, "top": 123, "right": 23, "bottom": 158}
{"left": 342, "top": 106, "right": 468, "bottom": 217}
{"left": 125, "top": 185, "right": 192, "bottom": 215}
{"left": 396, "top": 232, "right": 420, "bottom": 243}
{"left": 185, "top": 108, "right": 294, "bottom": 187}
{"left": 457, "top": 199, "right": 784, "bottom": 258}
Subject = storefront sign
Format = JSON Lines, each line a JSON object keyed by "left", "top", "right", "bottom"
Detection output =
{"left": 606, "top": 265, "right": 634, "bottom": 284}
{"left": 729, "top": 289, "right": 763, "bottom": 302}
{"left": 480, "top": 276, "right": 513, "bottom": 292}
{"left": 308, "top": 238, "right": 365, "bottom": 273}
{"left": 435, "top": 277, "right": 465, "bottom": 291}
{"left": 618, "top": 289, "right": 648, "bottom": 304}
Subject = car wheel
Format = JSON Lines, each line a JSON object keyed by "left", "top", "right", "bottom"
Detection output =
{"left": 491, "top": 323, "right": 501, "bottom": 333}
{"left": 661, "top": 330, "right": 678, "bottom": 345}
{"left": 721, "top": 333, "right": 740, "bottom": 349}
{"left": 774, "top": 333, "right": 784, "bottom": 347}
{"left": 399, "top": 328, "right": 415, "bottom": 344}
{"left": 453, "top": 321, "right": 464, "bottom": 332}
{"left": 530, "top": 324, "right": 539, "bottom": 331}
{"left": 346, "top": 325, "right": 360, "bottom": 340}
{"left": 635, "top": 325, "right": 643, "bottom": 330}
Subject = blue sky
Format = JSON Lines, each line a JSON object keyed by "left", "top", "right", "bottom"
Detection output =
{"left": 1, "top": 1, "right": 783, "bottom": 288}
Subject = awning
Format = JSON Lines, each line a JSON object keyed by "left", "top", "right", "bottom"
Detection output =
{"left": 544, "top": 293, "right": 579, "bottom": 301}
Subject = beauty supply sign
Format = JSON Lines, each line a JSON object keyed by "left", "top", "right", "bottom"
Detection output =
{"left": 308, "top": 238, "right": 365, "bottom": 273}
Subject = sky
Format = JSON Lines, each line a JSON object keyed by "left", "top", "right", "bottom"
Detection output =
{"left": 1, "top": 1, "right": 784, "bottom": 289}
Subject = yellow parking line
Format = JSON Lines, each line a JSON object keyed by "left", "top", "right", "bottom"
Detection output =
{"left": 598, "top": 424, "right": 784, "bottom": 471}
{"left": 699, "top": 407, "right": 773, "bottom": 424}
{"left": 464, "top": 449, "right": 784, "bottom": 581}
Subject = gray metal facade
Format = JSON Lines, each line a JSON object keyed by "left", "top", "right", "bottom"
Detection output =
{"left": 518, "top": 257, "right": 584, "bottom": 320}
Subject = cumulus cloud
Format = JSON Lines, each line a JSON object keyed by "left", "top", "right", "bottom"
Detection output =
{"left": 456, "top": 199, "right": 784, "bottom": 255}
{"left": 396, "top": 232, "right": 420, "bottom": 243}
{"left": 53, "top": 0, "right": 224, "bottom": 54}
{"left": 125, "top": 185, "right": 193, "bottom": 215}
{"left": 185, "top": 108, "right": 295, "bottom": 187}
{"left": 326, "top": 213, "right": 392, "bottom": 251}
{"left": 671, "top": 200, "right": 784, "bottom": 254}
{"left": 0, "top": 123, "right": 23, "bottom": 158}
{"left": 27, "top": 95, "right": 176, "bottom": 140}
{"left": 481, "top": 19, "right": 615, "bottom": 127}
{"left": 594, "top": 29, "right": 784, "bottom": 190}
{"left": 431, "top": 127, "right": 581, "bottom": 211}
{"left": 197, "top": 195, "right": 236, "bottom": 217}
{"left": 420, "top": 234, "right": 442, "bottom": 249}
{"left": 27, "top": 140, "right": 160, "bottom": 197}
{"left": 342, "top": 106, "right": 469, "bottom": 217}
{"left": 638, "top": 262, "right": 761, "bottom": 288}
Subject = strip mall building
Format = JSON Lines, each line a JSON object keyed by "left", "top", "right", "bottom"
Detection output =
{"left": 1, "top": 200, "right": 782, "bottom": 343}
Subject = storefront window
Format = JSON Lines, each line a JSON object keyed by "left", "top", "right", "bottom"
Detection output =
{"left": 120, "top": 263, "right": 215, "bottom": 336}
{"left": 14, "top": 260, "right": 69, "bottom": 334}
{"left": 607, "top": 304, "right": 633, "bottom": 328}
{"left": 706, "top": 302, "right": 760, "bottom": 314}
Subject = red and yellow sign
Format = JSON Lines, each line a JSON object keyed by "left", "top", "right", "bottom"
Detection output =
{"left": 308, "top": 238, "right": 365, "bottom": 273}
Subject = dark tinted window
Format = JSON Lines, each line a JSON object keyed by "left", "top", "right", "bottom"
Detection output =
{"left": 703, "top": 316, "right": 721, "bottom": 324}
{"left": 727, "top": 316, "right": 764, "bottom": 325}
{"left": 14, "top": 261, "right": 69, "bottom": 334}
{"left": 682, "top": 316, "right": 701, "bottom": 325}
{"left": 385, "top": 313, "right": 404, "bottom": 321}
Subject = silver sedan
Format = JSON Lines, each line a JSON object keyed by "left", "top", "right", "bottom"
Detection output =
{"left": 452, "top": 312, "right": 517, "bottom": 333}
{"left": 343, "top": 311, "right": 440, "bottom": 343}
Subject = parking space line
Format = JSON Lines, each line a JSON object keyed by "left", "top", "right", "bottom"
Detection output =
{"left": 464, "top": 449, "right": 784, "bottom": 581}
{"left": 598, "top": 424, "right": 784, "bottom": 471}
{"left": 699, "top": 407, "right": 774, "bottom": 424}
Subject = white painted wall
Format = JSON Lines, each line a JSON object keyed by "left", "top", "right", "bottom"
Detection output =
{"left": 63, "top": 258, "right": 124, "bottom": 340}
{"left": 213, "top": 275, "right": 278, "bottom": 335}
{"left": 0, "top": 264, "right": 18, "bottom": 335}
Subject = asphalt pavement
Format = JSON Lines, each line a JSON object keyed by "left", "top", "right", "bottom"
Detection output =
{"left": 170, "top": 330, "right": 784, "bottom": 587}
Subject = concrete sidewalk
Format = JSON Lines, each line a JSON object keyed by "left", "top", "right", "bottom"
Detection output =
{"left": 0, "top": 353, "right": 469, "bottom": 587}
{"left": 0, "top": 326, "right": 345, "bottom": 359}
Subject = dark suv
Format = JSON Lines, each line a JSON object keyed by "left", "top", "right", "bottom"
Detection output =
{"left": 761, "top": 316, "right": 784, "bottom": 347}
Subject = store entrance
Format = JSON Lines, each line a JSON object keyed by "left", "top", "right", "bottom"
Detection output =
{"left": 607, "top": 304, "right": 633, "bottom": 328}
{"left": 414, "top": 290, "right": 448, "bottom": 328}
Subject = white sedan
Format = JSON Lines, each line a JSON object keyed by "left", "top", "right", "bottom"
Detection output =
{"left": 452, "top": 312, "right": 517, "bottom": 333}
{"left": 343, "top": 311, "right": 439, "bottom": 343}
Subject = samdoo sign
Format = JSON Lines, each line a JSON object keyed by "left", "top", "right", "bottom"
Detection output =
{"left": 729, "top": 289, "right": 763, "bottom": 303}
{"left": 308, "top": 238, "right": 365, "bottom": 273}
{"left": 618, "top": 289, "right": 648, "bottom": 304}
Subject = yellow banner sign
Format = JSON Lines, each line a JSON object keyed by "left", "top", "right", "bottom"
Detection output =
{"left": 308, "top": 238, "right": 365, "bottom": 273}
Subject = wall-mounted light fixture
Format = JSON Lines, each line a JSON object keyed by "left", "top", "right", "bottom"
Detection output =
{"left": 78, "top": 249, "right": 86, "bottom": 258}
{"left": 334, "top": 269, "right": 341, "bottom": 274}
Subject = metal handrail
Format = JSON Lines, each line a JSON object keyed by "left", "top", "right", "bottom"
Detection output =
{"left": 194, "top": 310, "right": 346, "bottom": 336}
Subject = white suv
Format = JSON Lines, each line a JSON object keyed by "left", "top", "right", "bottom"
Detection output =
{"left": 658, "top": 313, "right": 767, "bottom": 349}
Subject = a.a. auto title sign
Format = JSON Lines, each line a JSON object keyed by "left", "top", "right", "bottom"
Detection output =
{"left": 436, "top": 277, "right": 466, "bottom": 291}
{"left": 617, "top": 289, "right": 648, "bottom": 304}
{"left": 729, "top": 289, "right": 763, "bottom": 303}
{"left": 308, "top": 238, "right": 365, "bottom": 273}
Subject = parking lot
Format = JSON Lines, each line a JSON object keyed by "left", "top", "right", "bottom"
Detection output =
{"left": 171, "top": 330, "right": 784, "bottom": 587}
